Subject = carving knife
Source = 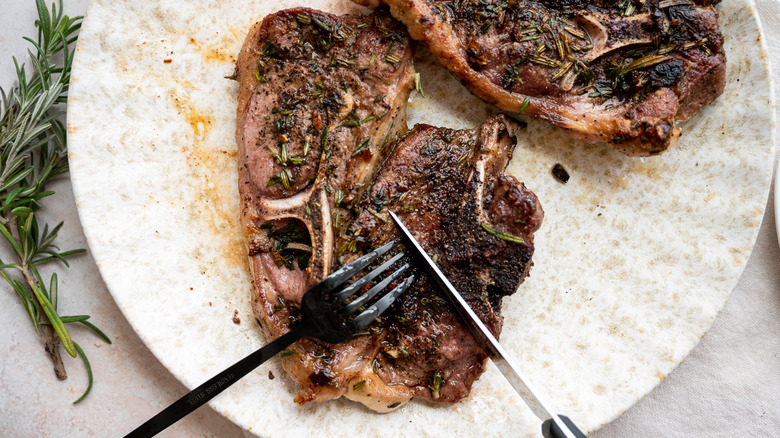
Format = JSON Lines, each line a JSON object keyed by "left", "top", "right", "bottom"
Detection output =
{"left": 389, "top": 211, "right": 586, "bottom": 438}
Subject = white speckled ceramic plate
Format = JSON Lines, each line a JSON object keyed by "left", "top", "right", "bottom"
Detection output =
{"left": 67, "top": 1, "right": 775, "bottom": 437}
{"left": 776, "top": 165, "right": 780, "bottom": 244}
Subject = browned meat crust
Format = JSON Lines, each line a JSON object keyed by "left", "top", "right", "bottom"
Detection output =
{"left": 236, "top": 7, "right": 416, "bottom": 410}
{"left": 357, "top": 0, "right": 726, "bottom": 156}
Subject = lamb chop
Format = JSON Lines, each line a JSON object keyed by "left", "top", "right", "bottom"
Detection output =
{"left": 356, "top": 0, "right": 726, "bottom": 156}
{"left": 235, "top": 6, "right": 416, "bottom": 408}
{"left": 333, "top": 114, "right": 543, "bottom": 408}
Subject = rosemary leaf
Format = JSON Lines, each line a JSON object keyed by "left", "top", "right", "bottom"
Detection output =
{"left": 72, "top": 342, "right": 91, "bottom": 403}
{"left": 481, "top": 223, "right": 526, "bottom": 244}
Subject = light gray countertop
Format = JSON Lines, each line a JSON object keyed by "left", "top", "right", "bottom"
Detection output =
{"left": 1, "top": 1, "right": 778, "bottom": 436}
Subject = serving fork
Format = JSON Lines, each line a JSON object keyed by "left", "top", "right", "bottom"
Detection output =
{"left": 125, "top": 239, "right": 415, "bottom": 438}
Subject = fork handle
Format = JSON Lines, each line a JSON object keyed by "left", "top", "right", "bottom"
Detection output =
{"left": 124, "top": 327, "right": 305, "bottom": 438}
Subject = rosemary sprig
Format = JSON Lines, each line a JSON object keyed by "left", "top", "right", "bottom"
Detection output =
{"left": 0, "top": 0, "right": 109, "bottom": 403}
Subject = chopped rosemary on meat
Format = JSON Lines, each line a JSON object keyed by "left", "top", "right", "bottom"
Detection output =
{"left": 529, "top": 56, "right": 560, "bottom": 68}
{"left": 481, "top": 223, "right": 525, "bottom": 244}
{"left": 503, "top": 66, "right": 522, "bottom": 90}
{"left": 659, "top": 0, "right": 694, "bottom": 7}
{"left": 352, "top": 380, "right": 366, "bottom": 390}
{"left": 519, "top": 96, "right": 530, "bottom": 113}
{"left": 452, "top": 0, "right": 710, "bottom": 104}
{"left": 334, "top": 189, "right": 345, "bottom": 207}
{"left": 518, "top": 35, "right": 540, "bottom": 43}
{"left": 550, "top": 60, "right": 574, "bottom": 81}
{"left": 414, "top": 72, "right": 425, "bottom": 98}
{"left": 373, "top": 73, "right": 391, "bottom": 85}
{"left": 285, "top": 242, "right": 313, "bottom": 252}
{"left": 620, "top": 54, "right": 671, "bottom": 75}
{"left": 335, "top": 57, "right": 356, "bottom": 67}
{"left": 280, "top": 349, "right": 297, "bottom": 358}
{"left": 352, "top": 138, "right": 370, "bottom": 157}
{"left": 321, "top": 127, "right": 329, "bottom": 150}
{"left": 261, "top": 41, "right": 277, "bottom": 57}
{"left": 564, "top": 26, "right": 586, "bottom": 40}
{"left": 385, "top": 54, "right": 401, "bottom": 65}
{"left": 429, "top": 371, "right": 445, "bottom": 399}
{"left": 311, "top": 15, "right": 333, "bottom": 33}
{"left": 368, "top": 208, "right": 388, "bottom": 224}
{"left": 273, "top": 296, "right": 286, "bottom": 313}
{"left": 278, "top": 168, "right": 293, "bottom": 189}
{"left": 265, "top": 222, "right": 311, "bottom": 270}
{"left": 622, "top": 0, "right": 637, "bottom": 16}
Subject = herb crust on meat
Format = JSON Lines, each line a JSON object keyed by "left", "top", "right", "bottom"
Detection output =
{"left": 356, "top": 0, "right": 726, "bottom": 156}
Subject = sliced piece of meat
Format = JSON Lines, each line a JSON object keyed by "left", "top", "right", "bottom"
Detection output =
{"left": 267, "top": 114, "right": 543, "bottom": 412}
{"left": 235, "top": 7, "right": 416, "bottom": 408}
{"left": 357, "top": 0, "right": 726, "bottom": 156}
{"left": 339, "top": 114, "right": 543, "bottom": 405}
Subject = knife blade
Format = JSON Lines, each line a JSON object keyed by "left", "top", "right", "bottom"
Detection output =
{"left": 389, "top": 211, "right": 586, "bottom": 438}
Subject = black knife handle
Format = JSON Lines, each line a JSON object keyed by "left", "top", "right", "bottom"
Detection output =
{"left": 542, "top": 415, "right": 587, "bottom": 438}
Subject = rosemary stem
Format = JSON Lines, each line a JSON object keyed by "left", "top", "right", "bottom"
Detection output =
{"left": 7, "top": 213, "right": 68, "bottom": 377}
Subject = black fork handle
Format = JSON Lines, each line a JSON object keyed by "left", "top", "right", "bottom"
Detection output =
{"left": 124, "top": 327, "right": 305, "bottom": 438}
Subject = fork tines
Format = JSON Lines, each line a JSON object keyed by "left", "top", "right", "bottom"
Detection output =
{"left": 329, "top": 239, "right": 415, "bottom": 331}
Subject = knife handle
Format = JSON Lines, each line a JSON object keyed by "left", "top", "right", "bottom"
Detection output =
{"left": 542, "top": 415, "right": 587, "bottom": 438}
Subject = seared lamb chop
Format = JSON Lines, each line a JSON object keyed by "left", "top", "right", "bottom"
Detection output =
{"left": 235, "top": 7, "right": 416, "bottom": 408}
{"left": 357, "top": 0, "right": 726, "bottom": 156}
{"left": 333, "top": 114, "right": 543, "bottom": 407}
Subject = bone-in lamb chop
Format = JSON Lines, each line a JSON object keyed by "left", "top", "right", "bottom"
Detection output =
{"left": 356, "top": 0, "right": 726, "bottom": 156}
{"left": 235, "top": 7, "right": 416, "bottom": 409}
{"left": 335, "top": 114, "right": 543, "bottom": 409}
{"left": 236, "top": 7, "right": 543, "bottom": 411}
